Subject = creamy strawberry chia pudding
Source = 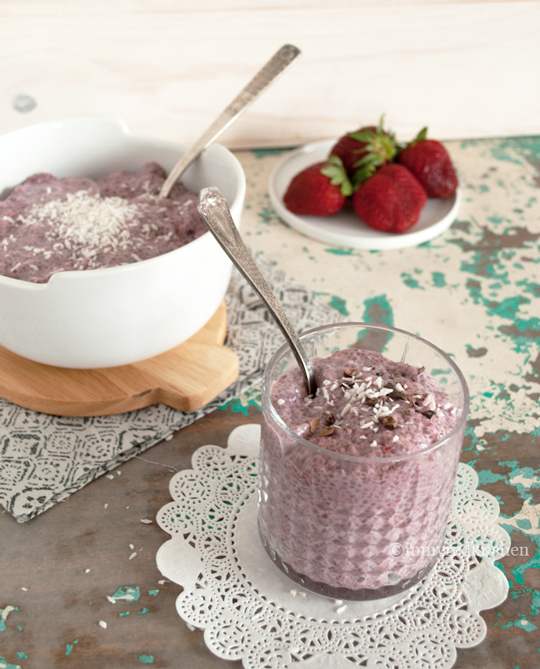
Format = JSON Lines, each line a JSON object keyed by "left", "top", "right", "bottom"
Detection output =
{"left": 0, "top": 162, "right": 206, "bottom": 283}
{"left": 258, "top": 323, "right": 469, "bottom": 600}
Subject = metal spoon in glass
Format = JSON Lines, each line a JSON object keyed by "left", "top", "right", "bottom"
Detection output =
{"left": 198, "top": 187, "right": 317, "bottom": 397}
{"left": 159, "top": 44, "right": 301, "bottom": 199}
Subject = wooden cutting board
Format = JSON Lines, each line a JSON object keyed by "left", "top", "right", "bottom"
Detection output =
{"left": 0, "top": 302, "right": 239, "bottom": 416}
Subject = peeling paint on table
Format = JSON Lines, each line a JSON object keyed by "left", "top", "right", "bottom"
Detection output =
{"left": 0, "top": 657, "right": 22, "bottom": 669}
{"left": 107, "top": 586, "right": 141, "bottom": 603}
{"left": 0, "top": 607, "right": 22, "bottom": 669}
{"left": 0, "top": 607, "right": 18, "bottom": 633}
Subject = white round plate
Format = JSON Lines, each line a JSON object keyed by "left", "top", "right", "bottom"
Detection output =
{"left": 269, "top": 139, "right": 461, "bottom": 250}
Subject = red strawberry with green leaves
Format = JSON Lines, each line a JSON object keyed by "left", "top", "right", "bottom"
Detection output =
{"left": 330, "top": 116, "right": 398, "bottom": 182}
{"left": 352, "top": 163, "right": 427, "bottom": 233}
{"left": 397, "top": 127, "right": 458, "bottom": 199}
{"left": 283, "top": 155, "right": 353, "bottom": 216}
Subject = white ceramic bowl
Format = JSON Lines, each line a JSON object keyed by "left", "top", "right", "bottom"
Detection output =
{"left": 0, "top": 117, "right": 246, "bottom": 368}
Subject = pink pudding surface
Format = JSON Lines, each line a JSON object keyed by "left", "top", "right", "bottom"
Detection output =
{"left": 0, "top": 162, "right": 206, "bottom": 283}
{"left": 258, "top": 346, "right": 463, "bottom": 598}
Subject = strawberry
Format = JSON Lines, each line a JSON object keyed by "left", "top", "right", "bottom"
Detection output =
{"left": 330, "top": 116, "right": 397, "bottom": 182}
{"left": 352, "top": 164, "right": 427, "bottom": 233}
{"left": 283, "top": 156, "right": 352, "bottom": 216}
{"left": 397, "top": 128, "right": 458, "bottom": 199}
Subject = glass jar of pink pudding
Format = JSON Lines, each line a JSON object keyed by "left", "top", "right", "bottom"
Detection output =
{"left": 258, "top": 322, "right": 469, "bottom": 600}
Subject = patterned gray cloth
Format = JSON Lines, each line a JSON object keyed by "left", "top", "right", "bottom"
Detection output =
{"left": 0, "top": 253, "right": 341, "bottom": 522}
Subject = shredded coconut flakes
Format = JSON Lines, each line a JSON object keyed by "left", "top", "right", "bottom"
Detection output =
{"left": 21, "top": 190, "right": 141, "bottom": 247}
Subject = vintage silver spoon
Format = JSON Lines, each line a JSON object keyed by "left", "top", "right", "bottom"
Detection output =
{"left": 197, "top": 187, "right": 317, "bottom": 397}
{"left": 159, "top": 43, "right": 301, "bottom": 199}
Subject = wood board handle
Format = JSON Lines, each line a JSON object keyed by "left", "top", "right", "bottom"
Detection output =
{"left": 0, "top": 302, "right": 239, "bottom": 416}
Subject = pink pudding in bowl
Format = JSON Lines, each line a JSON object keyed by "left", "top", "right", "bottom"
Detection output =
{"left": 0, "top": 161, "right": 205, "bottom": 283}
{"left": 258, "top": 322, "right": 469, "bottom": 600}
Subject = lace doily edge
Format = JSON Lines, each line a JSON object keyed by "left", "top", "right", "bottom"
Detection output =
{"left": 155, "top": 424, "right": 510, "bottom": 663}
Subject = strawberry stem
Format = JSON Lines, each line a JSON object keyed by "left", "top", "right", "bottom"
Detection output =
{"left": 401, "top": 126, "right": 428, "bottom": 152}
{"left": 320, "top": 155, "right": 353, "bottom": 196}
{"left": 347, "top": 115, "right": 397, "bottom": 176}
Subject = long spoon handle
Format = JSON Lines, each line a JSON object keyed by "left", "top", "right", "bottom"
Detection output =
{"left": 197, "top": 187, "right": 317, "bottom": 397}
{"left": 160, "top": 44, "right": 301, "bottom": 199}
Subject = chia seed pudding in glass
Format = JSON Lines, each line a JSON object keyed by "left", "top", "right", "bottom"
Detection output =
{"left": 258, "top": 322, "right": 469, "bottom": 600}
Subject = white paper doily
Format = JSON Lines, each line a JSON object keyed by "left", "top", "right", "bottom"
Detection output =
{"left": 156, "top": 424, "right": 510, "bottom": 669}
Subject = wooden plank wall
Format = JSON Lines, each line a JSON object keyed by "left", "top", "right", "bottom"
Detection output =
{"left": 0, "top": 0, "right": 539, "bottom": 147}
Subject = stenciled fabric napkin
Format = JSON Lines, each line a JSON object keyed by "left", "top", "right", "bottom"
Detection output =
{"left": 0, "top": 252, "right": 342, "bottom": 522}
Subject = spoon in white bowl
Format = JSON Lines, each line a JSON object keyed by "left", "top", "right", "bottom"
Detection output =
{"left": 159, "top": 43, "right": 301, "bottom": 199}
{"left": 198, "top": 187, "right": 317, "bottom": 397}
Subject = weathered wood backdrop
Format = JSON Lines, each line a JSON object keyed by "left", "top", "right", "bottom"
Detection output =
{"left": 0, "top": 0, "right": 539, "bottom": 147}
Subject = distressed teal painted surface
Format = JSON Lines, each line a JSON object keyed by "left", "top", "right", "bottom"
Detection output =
{"left": 257, "top": 207, "right": 279, "bottom": 226}
{"left": 0, "top": 607, "right": 18, "bottom": 633}
{"left": 250, "top": 147, "right": 292, "bottom": 159}
{"left": 362, "top": 295, "right": 394, "bottom": 327}
{"left": 325, "top": 247, "right": 354, "bottom": 256}
{"left": 432, "top": 271, "right": 446, "bottom": 287}
{"left": 400, "top": 272, "right": 423, "bottom": 290}
{"left": 65, "top": 641, "right": 77, "bottom": 656}
{"left": 328, "top": 295, "right": 349, "bottom": 316}
{"left": 108, "top": 586, "right": 141, "bottom": 602}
